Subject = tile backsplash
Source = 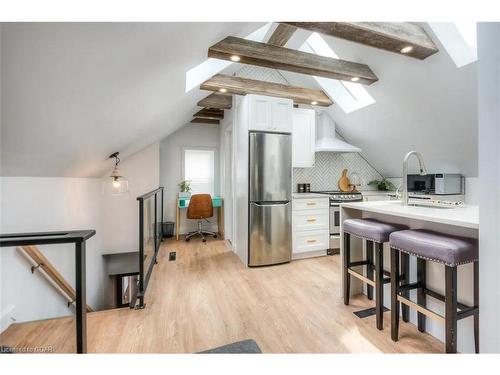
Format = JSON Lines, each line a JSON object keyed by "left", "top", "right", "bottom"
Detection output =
{"left": 293, "top": 152, "right": 383, "bottom": 192}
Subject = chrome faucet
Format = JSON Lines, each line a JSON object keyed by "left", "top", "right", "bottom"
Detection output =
{"left": 401, "top": 151, "right": 427, "bottom": 206}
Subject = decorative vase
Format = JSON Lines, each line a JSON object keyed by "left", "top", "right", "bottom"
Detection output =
{"left": 179, "top": 192, "right": 191, "bottom": 198}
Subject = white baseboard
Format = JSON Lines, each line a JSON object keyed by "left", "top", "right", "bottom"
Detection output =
{"left": 0, "top": 304, "right": 16, "bottom": 333}
{"left": 292, "top": 250, "right": 328, "bottom": 260}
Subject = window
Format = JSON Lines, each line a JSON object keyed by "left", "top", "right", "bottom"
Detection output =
{"left": 183, "top": 148, "right": 216, "bottom": 196}
{"left": 300, "top": 33, "right": 375, "bottom": 114}
{"left": 185, "top": 22, "right": 273, "bottom": 92}
{"left": 428, "top": 22, "right": 477, "bottom": 68}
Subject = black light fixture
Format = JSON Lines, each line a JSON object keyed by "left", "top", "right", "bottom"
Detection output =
{"left": 107, "top": 152, "right": 129, "bottom": 195}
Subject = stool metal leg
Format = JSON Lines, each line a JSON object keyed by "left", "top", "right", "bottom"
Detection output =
{"left": 445, "top": 265, "right": 458, "bottom": 354}
{"left": 417, "top": 258, "right": 426, "bottom": 333}
{"left": 375, "top": 242, "right": 384, "bottom": 330}
{"left": 401, "top": 252, "right": 410, "bottom": 323}
{"left": 343, "top": 232, "right": 351, "bottom": 305}
{"left": 390, "top": 247, "right": 400, "bottom": 341}
{"left": 473, "top": 261, "right": 479, "bottom": 354}
{"left": 366, "top": 240, "right": 374, "bottom": 300}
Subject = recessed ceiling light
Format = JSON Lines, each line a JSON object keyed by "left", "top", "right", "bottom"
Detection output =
{"left": 230, "top": 55, "right": 241, "bottom": 62}
{"left": 400, "top": 45, "right": 414, "bottom": 54}
{"left": 219, "top": 88, "right": 227, "bottom": 93}
{"left": 311, "top": 101, "right": 318, "bottom": 105}
{"left": 351, "top": 77, "right": 360, "bottom": 82}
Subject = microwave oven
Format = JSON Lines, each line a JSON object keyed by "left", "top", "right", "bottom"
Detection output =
{"left": 407, "top": 173, "right": 464, "bottom": 195}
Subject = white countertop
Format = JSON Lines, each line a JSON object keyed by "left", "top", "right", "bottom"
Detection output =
{"left": 341, "top": 200, "right": 478, "bottom": 229}
{"left": 359, "top": 190, "right": 392, "bottom": 196}
{"left": 292, "top": 193, "right": 329, "bottom": 199}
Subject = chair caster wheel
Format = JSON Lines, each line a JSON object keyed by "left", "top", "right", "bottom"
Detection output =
{"left": 185, "top": 238, "right": 190, "bottom": 242}
{"left": 213, "top": 235, "right": 217, "bottom": 238}
{"left": 203, "top": 239, "right": 207, "bottom": 243}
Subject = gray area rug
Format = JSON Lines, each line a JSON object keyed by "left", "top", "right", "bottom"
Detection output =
{"left": 199, "top": 339, "right": 262, "bottom": 354}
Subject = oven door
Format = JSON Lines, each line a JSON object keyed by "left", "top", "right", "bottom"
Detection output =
{"left": 329, "top": 204, "right": 340, "bottom": 235}
{"left": 329, "top": 203, "right": 341, "bottom": 250}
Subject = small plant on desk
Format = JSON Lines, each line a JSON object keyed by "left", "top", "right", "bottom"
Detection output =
{"left": 178, "top": 180, "right": 192, "bottom": 198}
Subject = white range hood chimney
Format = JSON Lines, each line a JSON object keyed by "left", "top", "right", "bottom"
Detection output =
{"left": 315, "top": 111, "right": 361, "bottom": 153}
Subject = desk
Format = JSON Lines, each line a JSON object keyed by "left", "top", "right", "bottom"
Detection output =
{"left": 175, "top": 196, "right": 224, "bottom": 240}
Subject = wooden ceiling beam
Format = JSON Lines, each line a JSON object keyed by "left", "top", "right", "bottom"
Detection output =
{"left": 208, "top": 36, "right": 378, "bottom": 85}
{"left": 201, "top": 74, "right": 333, "bottom": 107}
{"left": 194, "top": 108, "right": 224, "bottom": 120}
{"left": 283, "top": 22, "right": 438, "bottom": 60}
{"left": 267, "top": 24, "right": 297, "bottom": 47}
{"left": 191, "top": 118, "right": 220, "bottom": 125}
{"left": 197, "top": 93, "right": 232, "bottom": 109}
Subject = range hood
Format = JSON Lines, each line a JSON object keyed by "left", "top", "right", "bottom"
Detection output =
{"left": 315, "top": 111, "right": 361, "bottom": 153}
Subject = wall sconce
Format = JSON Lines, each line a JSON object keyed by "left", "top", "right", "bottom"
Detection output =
{"left": 107, "top": 152, "right": 129, "bottom": 195}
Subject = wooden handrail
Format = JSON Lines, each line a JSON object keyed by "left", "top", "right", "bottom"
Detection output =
{"left": 18, "top": 245, "right": 94, "bottom": 312}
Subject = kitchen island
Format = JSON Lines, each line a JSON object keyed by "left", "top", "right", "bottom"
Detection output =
{"left": 340, "top": 200, "right": 478, "bottom": 353}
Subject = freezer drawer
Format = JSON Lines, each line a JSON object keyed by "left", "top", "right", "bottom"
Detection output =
{"left": 249, "top": 132, "right": 292, "bottom": 203}
{"left": 249, "top": 202, "right": 292, "bottom": 266}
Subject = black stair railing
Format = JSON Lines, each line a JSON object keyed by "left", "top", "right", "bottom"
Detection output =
{"left": 133, "top": 187, "right": 164, "bottom": 308}
{"left": 0, "top": 230, "right": 96, "bottom": 354}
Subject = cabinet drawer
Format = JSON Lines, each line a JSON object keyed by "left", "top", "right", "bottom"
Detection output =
{"left": 293, "top": 198, "right": 329, "bottom": 211}
{"left": 293, "top": 209, "right": 329, "bottom": 231}
{"left": 293, "top": 230, "right": 330, "bottom": 253}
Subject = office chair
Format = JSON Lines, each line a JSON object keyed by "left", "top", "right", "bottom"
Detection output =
{"left": 185, "top": 194, "right": 218, "bottom": 242}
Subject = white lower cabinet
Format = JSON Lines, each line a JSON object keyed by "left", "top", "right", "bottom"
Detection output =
{"left": 292, "top": 197, "right": 329, "bottom": 258}
{"left": 293, "top": 230, "right": 330, "bottom": 254}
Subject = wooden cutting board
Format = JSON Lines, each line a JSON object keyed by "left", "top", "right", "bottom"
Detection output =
{"left": 338, "top": 169, "right": 352, "bottom": 192}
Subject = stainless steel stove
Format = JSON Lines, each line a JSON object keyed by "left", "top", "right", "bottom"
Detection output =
{"left": 311, "top": 191, "right": 364, "bottom": 251}
{"left": 312, "top": 190, "right": 364, "bottom": 203}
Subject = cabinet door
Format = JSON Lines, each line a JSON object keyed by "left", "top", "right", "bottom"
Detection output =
{"left": 292, "top": 108, "right": 316, "bottom": 168}
{"left": 271, "top": 98, "right": 293, "bottom": 132}
{"left": 249, "top": 95, "right": 272, "bottom": 131}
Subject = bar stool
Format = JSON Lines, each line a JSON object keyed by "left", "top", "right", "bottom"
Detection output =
{"left": 389, "top": 229, "right": 479, "bottom": 353}
{"left": 343, "top": 218, "right": 408, "bottom": 330}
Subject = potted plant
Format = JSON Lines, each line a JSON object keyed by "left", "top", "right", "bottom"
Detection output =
{"left": 178, "top": 180, "right": 192, "bottom": 198}
{"left": 368, "top": 178, "right": 396, "bottom": 191}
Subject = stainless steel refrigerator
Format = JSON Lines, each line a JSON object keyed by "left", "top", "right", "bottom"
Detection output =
{"left": 248, "top": 132, "right": 292, "bottom": 266}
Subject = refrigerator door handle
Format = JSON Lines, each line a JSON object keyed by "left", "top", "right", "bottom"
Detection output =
{"left": 251, "top": 202, "right": 290, "bottom": 207}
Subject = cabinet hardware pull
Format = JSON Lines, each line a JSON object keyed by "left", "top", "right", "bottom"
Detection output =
{"left": 306, "top": 202, "right": 316, "bottom": 206}
{"left": 307, "top": 239, "right": 317, "bottom": 243}
{"left": 307, "top": 219, "right": 316, "bottom": 222}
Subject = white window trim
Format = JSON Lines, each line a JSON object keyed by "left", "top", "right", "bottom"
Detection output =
{"left": 181, "top": 146, "right": 218, "bottom": 196}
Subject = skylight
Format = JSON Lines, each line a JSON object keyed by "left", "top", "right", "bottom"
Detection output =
{"left": 300, "top": 33, "right": 375, "bottom": 114}
{"left": 185, "top": 23, "right": 273, "bottom": 92}
{"left": 428, "top": 22, "right": 477, "bottom": 68}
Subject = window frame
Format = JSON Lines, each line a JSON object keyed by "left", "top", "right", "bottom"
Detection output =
{"left": 181, "top": 146, "right": 218, "bottom": 197}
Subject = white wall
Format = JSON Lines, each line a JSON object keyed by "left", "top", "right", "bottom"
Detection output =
{"left": 159, "top": 123, "right": 220, "bottom": 235}
{"left": 100, "top": 143, "right": 160, "bottom": 253}
{"left": 477, "top": 22, "right": 500, "bottom": 353}
{"left": 0, "top": 177, "right": 108, "bottom": 331}
{"left": 0, "top": 142, "right": 160, "bottom": 332}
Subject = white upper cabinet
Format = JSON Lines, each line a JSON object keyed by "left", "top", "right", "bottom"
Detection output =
{"left": 292, "top": 108, "right": 316, "bottom": 168}
{"left": 248, "top": 95, "right": 292, "bottom": 132}
{"left": 271, "top": 98, "right": 293, "bottom": 132}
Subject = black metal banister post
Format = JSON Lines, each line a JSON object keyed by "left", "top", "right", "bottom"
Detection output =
{"left": 0, "top": 230, "right": 96, "bottom": 354}
{"left": 75, "top": 240, "right": 87, "bottom": 353}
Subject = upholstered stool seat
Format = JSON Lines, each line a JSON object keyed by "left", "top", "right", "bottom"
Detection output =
{"left": 389, "top": 229, "right": 478, "bottom": 267}
{"left": 389, "top": 229, "right": 479, "bottom": 354}
{"left": 344, "top": 219, "right": 408, "bottom": 243}
{"left": 343, "top": 218, "right": 409, "bottom": 330}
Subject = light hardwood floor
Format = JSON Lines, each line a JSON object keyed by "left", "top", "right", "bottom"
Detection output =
{"left": 0, "top": 238, "right": 443, "bottom": 353}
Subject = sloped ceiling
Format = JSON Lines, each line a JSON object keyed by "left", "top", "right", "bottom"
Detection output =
{"left": 282, "top": 25, "right": 478, "bottom": 178}
{"left": 0, "top": 22, "right": 263, "bottom": 177}
{"left": 1, "top": 22, "right": 478, "bottom": 178}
